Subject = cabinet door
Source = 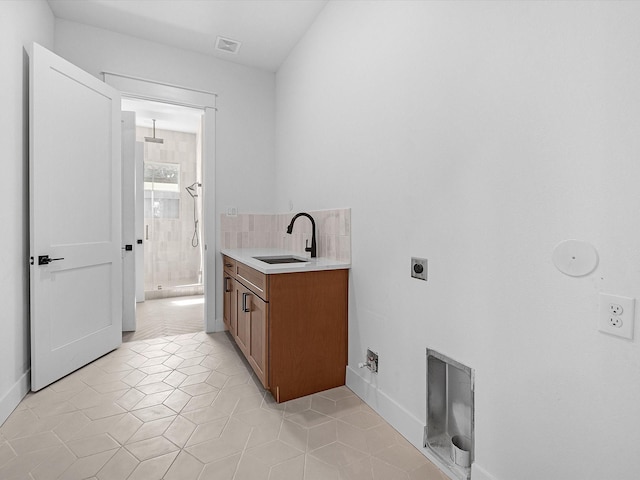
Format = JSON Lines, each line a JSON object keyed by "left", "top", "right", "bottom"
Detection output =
{"left": 223, "top": 276, "right": 231, "bottom": 330}
{"left": 235, "top": 283, "right": 250, "bottom": 355}
{"left": 248, "top": 293, "right": 268, "bottom": 388}
{"left": 231, "top": 279, "right": 238, "bottom": 337}
{"left": 223, "top": 276, "right": 236, "bottom": 336}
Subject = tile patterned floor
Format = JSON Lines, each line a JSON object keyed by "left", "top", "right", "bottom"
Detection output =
{"left": 123, "top": 296, "right": 204, "bottom": 343}
{"left": 0, "top": 331, "right": 448, "bottom": 480}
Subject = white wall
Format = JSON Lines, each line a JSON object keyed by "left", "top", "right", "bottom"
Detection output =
{"left": 0, "top": 0, "right": 54, "bottom": 424}
{"left": 55, "top": 19, "right": 277, "bottom": 330}
{"left": 276, "top": 2, "right": 640, "bottom": 479}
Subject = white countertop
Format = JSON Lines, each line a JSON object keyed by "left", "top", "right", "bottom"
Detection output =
{"left": 221, "top": 248, "right": 351, "bottom": 274}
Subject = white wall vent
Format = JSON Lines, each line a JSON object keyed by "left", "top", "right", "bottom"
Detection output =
{"left": 215, "top": 36, "right": 241, "bottom": 54}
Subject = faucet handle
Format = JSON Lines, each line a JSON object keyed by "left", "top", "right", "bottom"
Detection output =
{"left": 305, "top": 239, "right": 311, "bottom": 252}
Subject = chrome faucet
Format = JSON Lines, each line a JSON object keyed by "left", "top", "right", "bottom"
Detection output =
{"left": 286, "top": 212, "right": 317, "bottom": 258}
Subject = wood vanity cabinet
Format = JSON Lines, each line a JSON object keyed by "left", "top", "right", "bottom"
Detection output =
{"left": 222, "top": 258, "right": 236, "bottom": 336}
{"left": 221, "top": 254, "right": 348, "bottom": 402}
{"left": 236, "top": 281, "right": 268, "bottom": 386}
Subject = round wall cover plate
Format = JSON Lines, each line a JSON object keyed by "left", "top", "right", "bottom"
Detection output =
{"left": 552, "top": 240, "right": 599, "bottom": 277}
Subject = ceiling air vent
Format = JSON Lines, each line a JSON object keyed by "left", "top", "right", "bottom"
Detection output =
{"left": 215, "top": 36, "right": 241, "bottom": 54}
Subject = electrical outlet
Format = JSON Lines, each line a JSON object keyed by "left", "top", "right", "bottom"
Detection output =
{"left": 609, "top": 303, "right": 623, "bottom": 315}
{"left": 608, "top": 317, "right": 623, "bottom": 328}
{"left": 411, "top": 257, "right": 428, "bottom": 281}
{"left": 599, "top": 293, "right": 634, "bottom": 339}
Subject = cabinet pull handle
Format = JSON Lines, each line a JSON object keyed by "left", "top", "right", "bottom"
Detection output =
{"left": 225, "top": 263, "right": 232, "bottom": 267}
{"left": 242, "top": 292, "right": 251, "bottom": 313}
{"left": 224, "top": 277, "right": 231, "bottom": 292}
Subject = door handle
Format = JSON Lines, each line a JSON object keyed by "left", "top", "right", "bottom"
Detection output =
{"left": 242, "top": 292, "right": 251, "bottom": 312}
{"left": 38, "top": 255, "right": 64, "bottom": 265}
{"left": 224, "top": 277, "right": 232, "bottom": 293}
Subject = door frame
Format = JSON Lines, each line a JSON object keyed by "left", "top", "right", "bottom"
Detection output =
{"left": 103, "top": 72, "right": 217, "bottom": 333}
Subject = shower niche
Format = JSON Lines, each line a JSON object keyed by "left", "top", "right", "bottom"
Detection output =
{"left": 424, "top": 349, "right": 474, "bottom": 480}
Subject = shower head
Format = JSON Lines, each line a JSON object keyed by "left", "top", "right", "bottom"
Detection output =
{"left": 144, "top": 119, "right": 164, "bottom": 144}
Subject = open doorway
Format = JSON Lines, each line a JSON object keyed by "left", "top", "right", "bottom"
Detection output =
{"left": 122, "top": 97, "right": 205, "bottom": 341}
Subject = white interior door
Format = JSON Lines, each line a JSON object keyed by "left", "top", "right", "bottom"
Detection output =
{"left": 29, "top": 43, "right": 122, "bottom": 391}
{"left": 135, "top": 140, "right": 145, "bottom": 303}
{"left": 122, "top": 111, "right": 136, "bottom": 331}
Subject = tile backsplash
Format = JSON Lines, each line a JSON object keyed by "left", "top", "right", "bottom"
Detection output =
{"left": 220, "top": 208, "right": 351, "bottom": 262}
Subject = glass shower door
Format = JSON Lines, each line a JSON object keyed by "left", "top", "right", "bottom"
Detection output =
{"left": 143, "top": 161, "right": 181, "bottom": 292}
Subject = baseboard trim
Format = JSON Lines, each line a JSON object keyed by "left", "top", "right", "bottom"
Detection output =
{"left": 346, "top": 366, "right": 496, "bottom": 480}
{"left": 212, "top": 316, "right": 225, "bottom": 333}
{"left": 471, "top": 463, "right": 497, "bottom": 480}
{"left": 0, "top": 370, "right": 30, "bottom": 426}
{"left": 346, "top": 366, "right": 424, "bottom": 445}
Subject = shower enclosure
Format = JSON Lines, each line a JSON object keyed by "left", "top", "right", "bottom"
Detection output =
{"left": 140, "top": 125, "right": 204, "bottom": 299}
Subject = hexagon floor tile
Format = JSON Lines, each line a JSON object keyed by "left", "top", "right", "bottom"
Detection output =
{"left": 0, "top": 307, "right": 450, "bottom": 479}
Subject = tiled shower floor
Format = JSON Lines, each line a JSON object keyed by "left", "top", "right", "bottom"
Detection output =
{"left": 0, "top": 331, "right": 448, "bottom": 479}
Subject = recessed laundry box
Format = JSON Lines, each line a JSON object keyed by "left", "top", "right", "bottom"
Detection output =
{"left": 424, "top": 349, "right": 474, "bottom": 480}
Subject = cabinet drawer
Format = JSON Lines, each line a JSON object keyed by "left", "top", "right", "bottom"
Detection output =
{"left": 223, "top": 255, "right": 236, "bottom": 276}
{"left": 236, "top": 262, "right": 268, "bottom": 301}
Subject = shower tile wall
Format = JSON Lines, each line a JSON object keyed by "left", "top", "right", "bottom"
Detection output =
{"left": 220, "top": 208, "right": 351, "bottom": 261}
{"left": 138, "top": 127, "right": 202, "bottom": 293}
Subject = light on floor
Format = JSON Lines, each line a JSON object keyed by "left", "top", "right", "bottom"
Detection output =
{"left": 171, "top": 297, "right": 204, "bottom": 307}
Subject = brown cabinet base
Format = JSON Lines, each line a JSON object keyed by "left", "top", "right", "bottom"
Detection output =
{"left": 269, "top": 269, "right": 349, "bottom": 403}
{"left": 222, "top": 255, "right": 349, "bottom": 403}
